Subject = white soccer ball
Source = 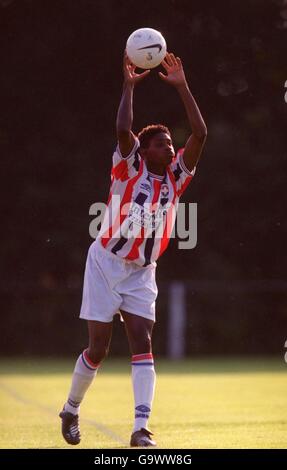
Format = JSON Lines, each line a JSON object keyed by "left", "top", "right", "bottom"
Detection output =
{"left": 126, "top": 28, "right": 167, "bottom": 69}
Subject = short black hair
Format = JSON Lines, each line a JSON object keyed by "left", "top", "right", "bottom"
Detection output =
{"left": 138, "top": 124, "right": 171, "bottom": 149}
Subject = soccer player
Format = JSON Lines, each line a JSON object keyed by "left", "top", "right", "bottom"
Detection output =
{"left": 59, "top": 51, "right": 207, "bottom": 447}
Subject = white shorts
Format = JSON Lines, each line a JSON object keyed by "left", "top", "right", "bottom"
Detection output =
{"left": 79, "top": 239, "right": 158, "bottom": 322}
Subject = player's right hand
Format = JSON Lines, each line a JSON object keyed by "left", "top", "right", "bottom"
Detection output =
{"left": 123, "top": 50, "right": 150, "bottom": 85}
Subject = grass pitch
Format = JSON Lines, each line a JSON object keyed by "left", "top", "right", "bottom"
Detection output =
{"left": 0, "top": 357, "right": 286, "bottom": 449}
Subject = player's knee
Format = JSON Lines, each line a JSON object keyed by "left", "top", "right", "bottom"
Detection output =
{"left": 132, "top": 330, "right": 152, "bottom": 355}
{"left": 87, "top": 343, "right": 109, "bottom": 364}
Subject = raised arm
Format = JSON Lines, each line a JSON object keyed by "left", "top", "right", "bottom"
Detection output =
{"left": 159, "top": 53, "right": 207, "bottom": 172}
{"left": 117, "top": 51, "right": 150, "bottom": 157}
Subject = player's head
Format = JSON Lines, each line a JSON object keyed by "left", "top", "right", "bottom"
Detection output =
{"left": 138, "top": 124, "right": 175, "bottom": 167}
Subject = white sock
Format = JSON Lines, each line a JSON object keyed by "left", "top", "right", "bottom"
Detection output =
{"left": 64, "top": 349, "right": 100, "bottom": 415}
{"left": 131, "top": 353, "right": 156, "bottom": 432}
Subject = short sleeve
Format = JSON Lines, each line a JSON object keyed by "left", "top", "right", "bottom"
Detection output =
{"left": 169, "top": 148, "right": 196, "bottom": 196}
{"left": 111, "top": 137, "right": 141, "bottom": 181}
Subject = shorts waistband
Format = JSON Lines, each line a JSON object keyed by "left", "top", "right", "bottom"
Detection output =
{"left": 95, "top": 238, "right": 137, "bottom": 265}
{"left": 94, "top": 238, "right": 156, "bottom": 269}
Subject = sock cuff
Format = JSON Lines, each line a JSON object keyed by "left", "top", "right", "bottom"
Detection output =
{"left": 81, "top": 349, "right": 101, "bottom": 371}
{"left": 67, "top": 398, "right": 80, "bottom": 409}
{"left": 131, "top": 353, "right": 154, "bottom": 366}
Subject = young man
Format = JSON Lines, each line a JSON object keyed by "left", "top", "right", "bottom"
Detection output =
{"left": 59, "top": 51, "right": 207, "bottom": 447}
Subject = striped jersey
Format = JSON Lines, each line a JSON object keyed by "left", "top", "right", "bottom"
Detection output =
{"left": 98, "top": 137, "right": 195, "bottom": 266}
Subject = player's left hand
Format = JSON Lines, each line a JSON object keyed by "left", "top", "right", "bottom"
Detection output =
{"left": 159, "top": 52, "right": 187, "bottom": 88}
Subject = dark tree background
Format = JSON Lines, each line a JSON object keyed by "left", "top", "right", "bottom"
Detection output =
{"left": 1, "top": 0, "right": 286, "bottom": 355}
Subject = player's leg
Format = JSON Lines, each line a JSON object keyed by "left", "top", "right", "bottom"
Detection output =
{"left": 121, "top": 310, "right": 156, "bottom": 446}
{"left": 60, "top": 320, "right": 113, "bottom": 445}
{"left": 121, "top": 310, "right": 154, "bottom": 354}
{"left": 64, "top": 320, "right": 113, "bottom": 414}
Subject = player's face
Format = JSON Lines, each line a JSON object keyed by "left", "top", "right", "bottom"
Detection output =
{"left": 145, "top": 132, "right": 175, "bottom": 166}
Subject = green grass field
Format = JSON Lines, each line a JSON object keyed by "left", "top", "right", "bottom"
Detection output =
{"left": 0, "top": 357, "right": 286, "bottom": 449}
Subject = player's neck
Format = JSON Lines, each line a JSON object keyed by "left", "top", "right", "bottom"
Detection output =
{"left": 145, "top": 161, "right": 166, "bottom": 176}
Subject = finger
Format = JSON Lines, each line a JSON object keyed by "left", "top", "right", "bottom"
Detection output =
{"left": 137, "top": 69, "right": 150, "bottom": 80}
{"left": 170, "top": 53, "right": 178, "bottom": 65}
{"left": 166, "top": 55, "right": 173, "bottom": 67}
{"left": 176, "top": 56, "right": 182, "bottom": 65}
{"left": 124, "top": 50, "right": 130, "bottom": 63}
{"left": 125, "top": 53, "right": 134, "bottom": 67}
{"left": 158, "top": 71, "right": 168, "bottom": 81}
{"left": 161, "top": 58, "right": 170, "bottom": 70}
{"left": 166, "top": 53, "right": 174, "bottom": 67}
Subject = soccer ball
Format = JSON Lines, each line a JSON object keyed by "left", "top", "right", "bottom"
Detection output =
{"left": 126, "top": 28, "right": 167, "bottom": 69}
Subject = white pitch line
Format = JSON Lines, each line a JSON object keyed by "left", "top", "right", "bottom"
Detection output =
{"left": 0, "top": 381, "right": 128, "bottom": 446}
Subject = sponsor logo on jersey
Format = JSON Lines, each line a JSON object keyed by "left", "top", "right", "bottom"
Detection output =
{"left": 140, "top": 182, "right": 152, "bottom": 192}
